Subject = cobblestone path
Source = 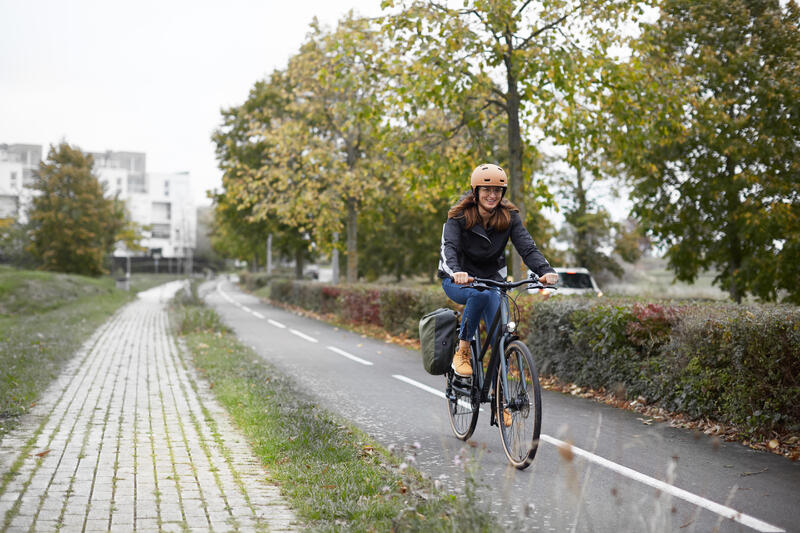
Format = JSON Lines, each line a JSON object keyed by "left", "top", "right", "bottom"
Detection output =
{"left": 0, "top": 282, "right": 297, "bottom": 532}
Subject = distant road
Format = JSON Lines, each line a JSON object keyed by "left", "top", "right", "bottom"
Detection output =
{"left": 203, "top": 278, "right": 799, "bottom": 532}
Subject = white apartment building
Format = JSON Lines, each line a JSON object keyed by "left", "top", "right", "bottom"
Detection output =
{"left": 0, "top": 144, "right": 41, "bottom": 222}
{"left": 1, "top": 143, "right": 195, "bottom": 260}
{"left": 90, "top": 151, "right": 196, "bottom": 259}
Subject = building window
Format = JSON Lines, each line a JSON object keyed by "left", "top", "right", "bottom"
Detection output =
{"left": 0, "top": 195, "right": 17, "bottom": 218}
{"left": 164, "top": 180, "right": 169, "bottom": 197}
{"left": 151, "top": 224, "right": 170, "bottom": 239}
{"left": 127, "top": 174, "right": 146, "bottom": 193}
{"left": 10, "top": 172, "right": 17, "bottom": 188}
{"left": 152, "top": 201, "right": 171, "bottom": 221}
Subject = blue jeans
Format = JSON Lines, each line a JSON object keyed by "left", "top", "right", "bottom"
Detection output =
{"left": 441, "top": 277, "right": 502, "bottom": 343}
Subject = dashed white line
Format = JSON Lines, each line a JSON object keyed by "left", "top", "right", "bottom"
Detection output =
{"left": 289, "top": 329, "right": 318, "bottom": 343}
{"left": 242, "top": 306, "right": 252, "bottom": 313}
{"left": 392, "top": 375, "right": 784, "bottom": 533}
{"left": 327, "top": 346, "right": 373, "bottom": 366}
{"left": 253, "top": 311, "right": 265, "bottom": 319}
{"left": 268, "top": 319, "right": 286, "bottom": 329}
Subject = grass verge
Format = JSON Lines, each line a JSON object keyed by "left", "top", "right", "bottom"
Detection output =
{"left": 172, "top": 284, "right": 498, "bottom": 532}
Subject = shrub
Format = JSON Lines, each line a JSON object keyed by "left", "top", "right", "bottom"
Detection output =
{"left": 379, "top": 287, "right": 452, "bottom": 339}
{"left": 340, "top": 286, "right": 382, "bottom": 326}
{"left": 265, "top": 280, "right": 452, "bottom": 339}
{"left": 526, "top": 299, "right": 800, "bottom": 436}
{"left": 660, "top": 305, "right": 800, "bottom": 434}
{"left": 238, "top": 271, "right": 277, "bottom": 291}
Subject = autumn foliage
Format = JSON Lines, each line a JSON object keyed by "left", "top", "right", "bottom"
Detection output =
{"left": 27, "top": 142, "right": 125, "bottom": 276}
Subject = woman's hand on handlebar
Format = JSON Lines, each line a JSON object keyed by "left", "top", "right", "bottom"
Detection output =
{"left": 452, "top": 272, "right": 473, "bottom": 285}
{"left": 539, "top": 272, "right": 558, "bottom": 285}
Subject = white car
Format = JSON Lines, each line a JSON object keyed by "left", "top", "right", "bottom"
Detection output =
{"left": 528, "top": 267, "right": 603, "bottom": 297}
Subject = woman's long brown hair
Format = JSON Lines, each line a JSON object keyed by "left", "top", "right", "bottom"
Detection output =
{"left": 447, "top": 190, "right": 519, "bottom": 231}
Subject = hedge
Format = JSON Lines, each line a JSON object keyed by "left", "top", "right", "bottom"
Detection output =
{"left": 268, "top": 279, "right": 453, "bottom": 339}
{"left": 259, "top": 279, "right": 800, "bottom": 437}
{"left": 525, "top": 299, "right": 800, "bottom": 437}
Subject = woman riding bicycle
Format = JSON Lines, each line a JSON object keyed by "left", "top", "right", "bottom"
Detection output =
{"left": 438, "top": 163, "right": 558, "bottom": 379}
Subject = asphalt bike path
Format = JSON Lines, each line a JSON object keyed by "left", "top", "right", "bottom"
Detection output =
{"left": 0, "top": 281, "right": 297, "bottom": 532}
{"left": 207, "top": 278, "right": 799, "bottom": 533}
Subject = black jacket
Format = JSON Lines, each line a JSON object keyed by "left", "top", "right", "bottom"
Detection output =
{"left": 437, "top": 210, "right": 555, "bottom": 281}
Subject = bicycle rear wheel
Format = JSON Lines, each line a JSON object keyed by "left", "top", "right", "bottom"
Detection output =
{"left": 496, "top": 340, "right": 542, "bottom": 469}
{"left": 446, "top": 349, "right": 479, "bottom": 440}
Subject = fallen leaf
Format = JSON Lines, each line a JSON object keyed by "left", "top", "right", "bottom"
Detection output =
{"left": 35, "top": 450, "right": 51, "bottom": 457}
{"left": 768, "top": 439, "right": 779, "bottom": 450}
{"left": 740, "top": 467, "right": 768, "bottom": 477}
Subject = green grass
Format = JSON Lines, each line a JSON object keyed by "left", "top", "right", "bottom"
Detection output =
{"left": 172, "top": 295, "right": 499, "bottom": 532}
{"left": 0, "top": 266, "right": 186, "bottom": 439}
{"left": 124, "top": 273, "right": 187, "bottom": 293}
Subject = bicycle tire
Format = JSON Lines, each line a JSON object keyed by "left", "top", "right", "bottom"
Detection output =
{"left": 496, "top": 340, "right": 542, "bottom": 469}
{"left": 446, "top": 349, "right": 479, "bottom": 440}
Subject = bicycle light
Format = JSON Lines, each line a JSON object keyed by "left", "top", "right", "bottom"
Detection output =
{"left": 507, "top": 321, "right": 516, "bottom": 333}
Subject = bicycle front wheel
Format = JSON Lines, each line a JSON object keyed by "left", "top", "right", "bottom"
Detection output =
{"left": 496, "top": 340, "right": 542, "bottom": 469}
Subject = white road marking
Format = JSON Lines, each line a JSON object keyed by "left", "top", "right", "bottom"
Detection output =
{"left": 327, "top": 346, "right": 373, "bottom": 366}
{"left": 538, "top": 435, "right": 784, "bottom": 532}
{"left": 392, "top": 375, "right": 479, "bottom": 412}
{"left": 289, "top": 329, "right": 318, "bottom": 343}
{"left": 393, "top": 375, "right": 784, "bottom": 533}
{"left": 242, "top": 306, "right": 252, "bottom": 313}
{"left": 217, "top": 283, "right": 234, "bottom": 302}
{"left": 394, "top": 374, "right": 446, "bottom": 398}
{"left": 253, "top": 311, "right": 265, "bottom": 319}
{"left": 268, "top": 319, "right": 286, "bottom": 329}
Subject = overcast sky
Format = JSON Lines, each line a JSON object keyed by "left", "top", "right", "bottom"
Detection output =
{"left": 0, "top": 0, "right": 383, "bottom": 206}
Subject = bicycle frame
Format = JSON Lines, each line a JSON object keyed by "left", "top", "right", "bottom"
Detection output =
{"left": 470, "top": 291, "right": 516, "bottom": 406}
{"left": 446, "top": 288, "right": 519, "bottom": 427}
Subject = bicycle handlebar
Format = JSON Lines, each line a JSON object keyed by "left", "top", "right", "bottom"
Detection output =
{"left": 464, "top": 275, "right": 556, "bottom": 291}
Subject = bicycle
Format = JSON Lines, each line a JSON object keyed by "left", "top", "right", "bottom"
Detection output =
{"left": 445, "top": 274, "right": 554, "bottom": 469}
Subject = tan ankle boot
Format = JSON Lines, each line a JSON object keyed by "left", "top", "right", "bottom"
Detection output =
{"left": 451, "top": 345, "right": 473, "bottom": 377}
{"left": 503, "top": 408, "right": 513, "bottom": 427}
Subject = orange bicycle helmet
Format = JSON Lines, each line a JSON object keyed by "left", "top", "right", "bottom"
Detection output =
{"left": 470, "top": 164, "right": 508, "bottom": 194}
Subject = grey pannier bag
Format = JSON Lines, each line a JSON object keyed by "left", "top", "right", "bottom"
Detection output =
{"left": 419, "top": 308, "right": 459, "bottom": 375}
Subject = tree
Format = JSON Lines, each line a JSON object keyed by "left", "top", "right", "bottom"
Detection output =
{"left": 383, "top": 0, "right": 653, "bottom": 279}
{"left": 226, "top": 15, "right": 393, "bottom": 283}
{"left": 27, "top": 142, "right": 127, "bottom": 276}
{"left": 605, "top": 0, "right": 800, "bottom": 303}
{"left": 211, "top": 74, "right": 316, "bottom": 276}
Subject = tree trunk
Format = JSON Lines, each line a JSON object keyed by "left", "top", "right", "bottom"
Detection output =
{"left": 575, "top": 164, "right": 589, "bottom": 266}
{"left": 507, "top": 65, "right": 525, "bottom": 281}
{"left": 725, "top": 158, "right": 743, "bottom": 303}
{"left": 295, "top": 248, "right": 305, "bottom": 280}
{"left": 346, "top": 198, "right": 358, "bottom": 283}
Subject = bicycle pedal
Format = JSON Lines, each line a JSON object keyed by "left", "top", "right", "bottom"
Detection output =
{"left": 452, "top": 374, "right": 472, "bottom": 386}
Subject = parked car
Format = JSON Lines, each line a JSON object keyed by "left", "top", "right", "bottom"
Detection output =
{"left": 528, "top": 267, "right": 603, "bottom": 297}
